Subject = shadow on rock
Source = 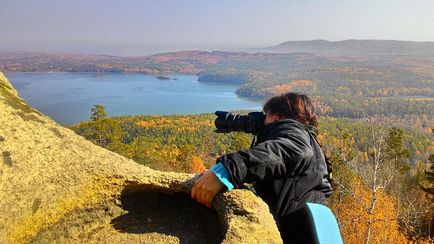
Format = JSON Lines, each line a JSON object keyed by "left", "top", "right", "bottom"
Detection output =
{"left": 111, "top": 186, "right": 224, "bottom": 244}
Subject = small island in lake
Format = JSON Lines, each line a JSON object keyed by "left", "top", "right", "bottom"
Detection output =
{"left": 156, "top": 76, "right": 171, "bottom": 80}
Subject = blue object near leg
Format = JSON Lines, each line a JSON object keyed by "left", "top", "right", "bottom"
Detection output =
{"left": 306, "top": 203, "right": 343, "bottom": 244}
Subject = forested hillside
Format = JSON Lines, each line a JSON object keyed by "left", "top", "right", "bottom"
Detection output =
{"left": 70, "top": 113, "right": 434, "bottom": 242}
{"left": 2, "top": 48, "right": 433, "bottom": 130}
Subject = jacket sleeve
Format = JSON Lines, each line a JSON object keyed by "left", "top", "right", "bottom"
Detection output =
{"left": 218, "top": 132, "right": 313, "bottom": 187}
{"left": 211, "top": 162, "right": 234, "bottom": 190}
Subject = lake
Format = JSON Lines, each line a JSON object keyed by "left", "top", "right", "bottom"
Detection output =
{"left": 6, "top": 72, "right": 263, "bottom": 125}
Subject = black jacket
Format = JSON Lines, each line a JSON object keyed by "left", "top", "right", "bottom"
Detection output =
{"left": 217, "top": 119, "right": 332, "bottom": 219}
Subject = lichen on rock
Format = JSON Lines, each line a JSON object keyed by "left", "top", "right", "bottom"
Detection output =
{"left": 0, "top": 72, "right": 282, "bottom": 243}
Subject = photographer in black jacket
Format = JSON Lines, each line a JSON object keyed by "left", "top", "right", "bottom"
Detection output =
{"left": 191, "top": 92, "right": 333, "bottom": 243}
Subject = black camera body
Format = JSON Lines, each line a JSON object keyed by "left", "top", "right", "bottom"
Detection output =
{"left": 214, "top": 111, "right": 265, "bottom": 134}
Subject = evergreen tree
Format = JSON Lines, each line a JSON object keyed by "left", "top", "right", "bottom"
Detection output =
{"left": 385, "top": 127, "right": 410, "bottom": 174}
{"left": 90, "top": 104, "right": 107, "bottom": 121}
{"left": 421, "top": 154, "right": 434, "bottom": 196}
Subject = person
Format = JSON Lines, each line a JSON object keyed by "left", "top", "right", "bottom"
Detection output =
{"left": 191, "top": 92, "right": 333, "bottom": 243}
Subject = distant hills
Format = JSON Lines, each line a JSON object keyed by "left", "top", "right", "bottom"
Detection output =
{"left": 1, "top": 40, "right": 433, "bottom": 131}
{"left": 265, "top": 39, "right": 434, "bottom": 56}
{"left": 2, "top": 40, "right": 433, "bottom": 82}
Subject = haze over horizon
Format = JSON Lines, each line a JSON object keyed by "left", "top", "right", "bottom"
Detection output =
{"left": 1, "top": 0, "right": 433, "bottom": 56}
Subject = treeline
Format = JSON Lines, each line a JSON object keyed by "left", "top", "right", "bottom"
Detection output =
{"left": 197, "top": 73, "right": 246, "bottom": 84}
{"left": 232, "top": 66, "right": 434, "bottom": 126}
{"left": 2, "top": 51, "right": 433, "bottom": 100}
{"left": 2, "top": 51, "right": 433, "bottom": 123}
{"left": 70, "top": 112, "right": 433, "bottom": 242}
{"left": 317, "top": 96, "right": 434, "bottom": 121}
{"left": 236, "top": 67, "right": 433, "bottom": 98}
{"left": 70, "top": 114, "right": 252, "bottom": 173}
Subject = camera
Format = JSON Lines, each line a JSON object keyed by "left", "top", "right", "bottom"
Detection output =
{"left": 214, "top": 111, "right": 265, "bottom": 134}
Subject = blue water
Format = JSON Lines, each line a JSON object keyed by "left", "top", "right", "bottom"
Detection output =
{"left": 6, "top": 72, "right": 263, "bottom": 125}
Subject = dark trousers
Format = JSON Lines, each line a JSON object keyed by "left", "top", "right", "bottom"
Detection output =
{"left": 277, "top": 207, "right": 319, "bottom": 244}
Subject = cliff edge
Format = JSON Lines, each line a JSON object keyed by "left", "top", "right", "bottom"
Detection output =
{"left": 0, "top": 72, "right": 282, "bottom": 243}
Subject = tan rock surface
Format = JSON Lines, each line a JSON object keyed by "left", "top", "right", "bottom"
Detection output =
{"left": 0, "top": 72, "right": 282, "bottom": 243}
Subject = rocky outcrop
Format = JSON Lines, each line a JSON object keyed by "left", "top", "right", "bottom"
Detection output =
{"left": 0, "top": 72, "right": 282, "bottom": 243}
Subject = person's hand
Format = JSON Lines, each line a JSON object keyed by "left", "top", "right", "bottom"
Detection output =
{"left": 191, "top": 169, "right": 224, "bottom": 208}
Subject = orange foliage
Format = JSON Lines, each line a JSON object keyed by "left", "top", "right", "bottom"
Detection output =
{"left": 429, "top": 141, "right": 434, "bottom": 154}
{"left": 313, "top": 99, "right": 333, "bottom": 114}
{"left": 331, "top": 180, "right": 408, "bottom": 244}
{"left": 136, "top": 116, "right": 213, "bottom": 132}
{"left": 190, "top": 156, "right": 206, "bottom": 173}
{"left": 263, "top": 80, "right": 314, "bottom": 96}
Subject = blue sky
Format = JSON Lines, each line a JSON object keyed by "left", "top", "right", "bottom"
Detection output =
{"left": 1, "top": 0, "right": 433, "bottom": 55}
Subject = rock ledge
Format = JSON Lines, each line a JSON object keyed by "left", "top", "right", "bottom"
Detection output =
{"left": 0, "top": 72, "right": 282, "bottom": 243}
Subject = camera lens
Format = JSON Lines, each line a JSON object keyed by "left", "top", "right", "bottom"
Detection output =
{"left": 214, "top": 111, "right": 264, "bottom": 134}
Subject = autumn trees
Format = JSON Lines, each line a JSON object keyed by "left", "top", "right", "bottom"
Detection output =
{"left": 70, "top": 113, "right": 433, "bottom": 242}
{"left": 71, "top": 113, "right": 252, "bottom": 173}
{"left": 322, "top": 118, "right": 433, "bottom": 243}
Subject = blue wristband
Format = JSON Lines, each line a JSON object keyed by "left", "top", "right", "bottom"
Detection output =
{"left": 211, "top": 162, "right": 234, "bottom": 191}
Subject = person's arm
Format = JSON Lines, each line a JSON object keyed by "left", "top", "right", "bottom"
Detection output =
{"left": 219, "top": 134, "right": 312, "bottom": 187}
{"left": 191, "top": 128, "right": 312, "bottom": 208}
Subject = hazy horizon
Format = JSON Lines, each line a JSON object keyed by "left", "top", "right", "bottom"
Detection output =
{"left": 1, "top": 0, "right": 433, "bottom": 56}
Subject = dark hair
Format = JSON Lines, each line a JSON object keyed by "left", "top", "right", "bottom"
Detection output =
{"left": 263, "top": 92, "right": 318, "bottom": 127}
{"left": 263, "top": 92, "right": 333, "bottom": 184}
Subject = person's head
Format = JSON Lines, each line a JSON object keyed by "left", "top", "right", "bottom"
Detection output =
{"left": 263, "top": 92, "right": 318, "bottom": 127}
